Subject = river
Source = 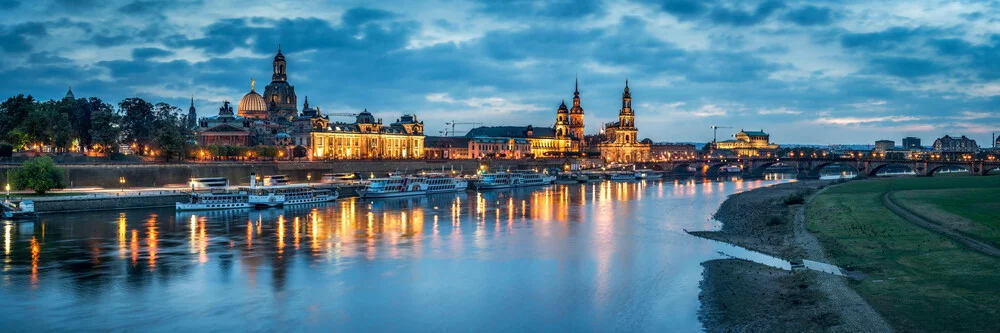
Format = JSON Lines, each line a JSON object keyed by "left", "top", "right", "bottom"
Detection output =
{"left": 1, "top": 176, "right": 794, "bottom": 332}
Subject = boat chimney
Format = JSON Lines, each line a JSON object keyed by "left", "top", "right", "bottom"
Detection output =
{"left": 250, "top": 173, "right": 257, "bottom": 188}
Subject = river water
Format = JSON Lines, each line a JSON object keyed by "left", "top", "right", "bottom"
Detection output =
{"left": 1, "top": 176, "right": 793, "bottom": 332}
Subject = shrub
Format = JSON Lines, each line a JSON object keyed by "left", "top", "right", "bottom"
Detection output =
{"left": 10, "top": 156, "right": 65, "bottom": 194}
{"left": 784, "top": 192, "right": 807, "bottom": 205}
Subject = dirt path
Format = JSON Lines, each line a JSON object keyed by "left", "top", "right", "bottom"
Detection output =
{"left": 795, "top": 188, "right": 893, "bottom": 332}
{"left": 882, "top": 192, "right": 1000, "bottom": 257}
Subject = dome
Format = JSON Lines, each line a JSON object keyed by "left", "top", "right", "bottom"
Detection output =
{"left": 238, "top": 89, "right": 268, "bottom": 119}
{"left": 276, "top": 132, "right": 291, "bottom": 139}
{"left": 356, "top": 109, "right": 376, "bottom": 124}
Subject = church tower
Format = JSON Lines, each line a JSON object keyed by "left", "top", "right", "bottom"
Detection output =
{"left": 554, "top": 100, "right": 569, "bottom": 138}
{"left": 616, "top": 79, "right": 637, "bottom": 144}
{"left": 569, "top": 76, "right": 585, "bottom": 145}
{"left": 263, "top": 45, "right": 298, "bottom": 121}
{"left": 187, "top": 96, "right": 197, "bottom": 129}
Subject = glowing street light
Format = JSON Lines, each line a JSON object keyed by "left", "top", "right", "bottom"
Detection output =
{"left": 119, "top": 177, "right": 126, "bottom": 192}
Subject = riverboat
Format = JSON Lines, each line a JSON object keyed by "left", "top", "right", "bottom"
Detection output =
{"left": 188, "top": 177, "right": 229, "bottom": 190}
{"left": 718, "top": 166, "right": 743, "bottom": 175}
{"left": 406, "top": 173, "right": 468, "bottom": 194}
{"left": 608, "top": 171, "right": 635, "bottom": 181}
{"left": 555, "top": 173, "right": 579, "bottom": 184}
{"left": 320, "top": 172, "right": 359, "bottom": 184}
{"left": 358, "top": 175, "right": 429, "bottom": 198}
{"left": 634, "top": 169, "right": 663, "bottom": 180}
{"left": 576, "top": 172, "right": 604, "bottom": 183}
{"left": 246, "top": 184, "right": 339, "bottom": 207}
{"left": 2, "top": 199, "right": 36, "bottom": 219}
{"left": 475, "top": 171, "right": 555, "bottom": 189}
{"left": 176, "top": 191, "right": 251, "bottom": 211}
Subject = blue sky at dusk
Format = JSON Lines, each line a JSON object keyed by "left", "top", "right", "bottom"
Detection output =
{"left": 1, "top": 0, "right": 998, "bottom": 144}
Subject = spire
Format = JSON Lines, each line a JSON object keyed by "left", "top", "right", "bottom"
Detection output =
{"left": 303, "top": 96, "right": 309, "bottom": 110}
{"left": 277, "top": 44, "right": 282, "bottom": 55}
{"left": 574, "top": 74, "right": 579, "bottom": 94}
{"left": 190, "top": 95, "right": 194, "bottom": 107}
{"left": 250, "top": 78, "right": 256, "bottom": 91}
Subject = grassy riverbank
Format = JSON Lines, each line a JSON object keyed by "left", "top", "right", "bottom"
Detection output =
{"left": 808, "top": 176, "right": 1000, "bottom": 332}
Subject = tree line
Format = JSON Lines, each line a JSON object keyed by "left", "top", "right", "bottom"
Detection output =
{"left": 0, "top": 94, "right": 191, "bottom": 160}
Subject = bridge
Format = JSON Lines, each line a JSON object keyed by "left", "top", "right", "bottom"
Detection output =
{"left": 640, "top": 157, "right": 1000, "bottom": 179}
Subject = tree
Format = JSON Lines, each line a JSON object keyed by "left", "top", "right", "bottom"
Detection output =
{"left": 293, "top": 145, "right": 307, "bottom": 160}
{"left": 89, "top": 103, "right": 121, "bottom": 154}
{"left": 9, "top": 157, "right": 65, "bottom": 194}
{"left": 253, "top": 145, "right": 279, "bottom": 160}
{"left": 119, "top": 97, "right": 156, "bottom": 151}
{"left": 152, "top": 125, "right": 185, "bottom": 161}
{"left": 0, "top": 94, "right": 35, "bottom": 145}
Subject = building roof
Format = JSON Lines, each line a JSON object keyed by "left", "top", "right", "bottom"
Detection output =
{"left": 202, "top": 123, "right": 250, "bottom": 133}
{"left": 425, "top": 136, "right": 471, "bottom": 148}
{"left": 741, "top": 130, "right": 768, "bottom": 137}
{"left": 238, "top": 85, "right": 267, "bottom": 119}
{"left": 471, "top": 136, "right": 529, "bottom": 144}
{"left": 465, "top": 126, "right": 557, "bottom": 138}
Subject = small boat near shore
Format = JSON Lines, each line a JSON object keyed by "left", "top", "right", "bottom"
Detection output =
{"left": 608, "top": 171, "right": 635, "bottom": 181}
{"left": 634, "top": 169, "right": 663, "bottom": 180}
{"left": 2, "top": 199, "right": 36, "bottom": 219}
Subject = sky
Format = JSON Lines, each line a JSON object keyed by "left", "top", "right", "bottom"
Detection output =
{"left": 1, "top": 0, "right": 999, "bottom": 145}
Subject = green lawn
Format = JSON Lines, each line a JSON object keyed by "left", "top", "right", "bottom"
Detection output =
{"left": 893, "top": 188, "right": 1000, "bottom": 247}
{"left": 808, "top": 176, "right": 1000, "bottom": 332}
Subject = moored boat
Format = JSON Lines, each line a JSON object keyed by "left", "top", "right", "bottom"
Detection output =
{"left": 634, "top": 169, "right": 663, "bottom": 180}
{"left": 176, "top": 191, "right": 251, "bottom": 211}
{"left": 247, "top": 184, "right": 339, "bottom": 207}
{"left": 577, "top": 172, "right": 604, "bottom": 183}
{"left": 555, "top": 173, "right": 579, "bottom": 184}
{"left": 608, "top": 171, "right": 634, "bottom": 181}
{"left": 358, "top": 175, "right": 429, "bottom": 198}
{"left": 2, "top": 199, "right": 36, "bottom": 219}
{"left": 406, "top": 173, "right": 468, "bottom": 194}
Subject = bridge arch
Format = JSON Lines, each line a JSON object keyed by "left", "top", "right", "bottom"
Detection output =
{"left": 807, "top": 161, "right": 860, "bottom": 179}
{"left": 867, "top": 163, "right": 915, "bottom": 177}
{"left": 926, "top": 164, "right": 970, "bottom": 176}
{"left": 745, "top": 161, "right": 787, "bottom": 178}
{"left": 984, "top": 166, "right": 1000, "bottom": 176}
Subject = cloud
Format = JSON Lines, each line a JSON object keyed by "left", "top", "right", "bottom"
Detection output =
{"left": 707, "top": 1, "right": 785, "bottom": 26}
{"left": 132, "top": 47, "right": 172, "bottom": 60}
{"left": 865, "top": 56, "right": 945, "bottom": 78}
{"left": 840, "top": 27, "right": 929, "bottom": 52}
{"left": 815, "top": 115, "right": 921, "bottom": 126}
{"left": 758, "top": 107, "right": 800, "bottom": 115}
{"left": 781, "top": 5, "right": 833, "bottom": 26}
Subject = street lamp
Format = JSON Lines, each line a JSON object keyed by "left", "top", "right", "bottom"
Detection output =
{"left": 5, "top": 183, "right": 9, "bottom": 199}
{"left": 307, "top": 173, "right": 312, "bottom": 185}
{"left": 119, "top": 177, "right": 126, "bottom": 192}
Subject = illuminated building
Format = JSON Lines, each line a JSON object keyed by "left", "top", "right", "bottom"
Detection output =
{"left": 933, "top": 135, "right": 979, "bottom": 153}
{"left": 597, "top": 80, "right": 650, "bottom": 162}
{"left": 465, "top": 125, "right": 574, "bottom": 158}
{"left": 196, "top": 101, "right": 251, "bottom": 146}
{"left": 874, "top": 140, "right": 895, "bottom": 153}
{"left": 650, "top": 143, "right": 697, "bottom": 160}
{"left": 262, "top": 46, "right": 298, "bottom": 121}
{"left": 568, "top": 77, "right": 586, "bottom": 148}
{"left": 237, "top": 78, "right": 268, "bottom": 120}
{"left": 292, "top": 109, "right": 425, "bottom": 160}
{"left": 468, "top": 137, "right": 531, "bottom": 159}
{"left": 424, "top": 136, "right": 471, "bottom": 159}
{"left": 714, "top": 129, "right": 779, "bottom": 157}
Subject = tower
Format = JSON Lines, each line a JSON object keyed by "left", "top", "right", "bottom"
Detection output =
{"left": 263, "top": 45, "right": 298, "bottom": 121}
{"left": 617, "top": 79, "right": 637, "bottom": 144}
{"left": 187, "top": 96, "right": 197, "bottom": 129}
{"left": 569, "top": 76, "right": 585, "bottom": 145}
{"left": 554, "top": 100, "right": 569, "bottom": 138}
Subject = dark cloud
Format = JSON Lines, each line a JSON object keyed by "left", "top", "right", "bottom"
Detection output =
{"left": 657, "top": 0, "right": 711, "bottom": 19}
{"left": 866, "top": 56, "right": 945, "bottom": 78}
{"left": 782, "top": 5, "right": 833, "bottom": 26}
{"left": 341, "top": 7, "right": 396, "bottom": 26}
{"left": 132, "top": 47, "right": 172, "bottom": 59}
{"left": 0, "top": 22, "right": 48, "bottom": 53}
{"left": 474, "top": 0, "right": 603, "bottom": 19}
{"left": 840, "top": 27, "right": 929, "bottom": 52}
{"left": 708, "top": 1, "right": 786, "bottom": 26}
{"left": 0, "top": 0, "right": 20, "bottom": 9}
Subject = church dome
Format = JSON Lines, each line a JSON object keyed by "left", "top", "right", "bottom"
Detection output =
{"left": 238, "top": 87, "right": 268, "bottom": 119}
{"left": 356, "top": 109, "right": 376, "bottom": 124}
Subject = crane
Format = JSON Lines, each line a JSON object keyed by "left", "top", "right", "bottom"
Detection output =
{"left": 710, "top": 126, "right": 732, "bottom": 149}
{"left": 444, "top": 120, "right": 483, "bottom": 137}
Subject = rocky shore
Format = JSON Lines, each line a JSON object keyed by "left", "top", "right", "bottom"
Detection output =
{"left": 694, "top": 180, "right": 892, "bottom": 332}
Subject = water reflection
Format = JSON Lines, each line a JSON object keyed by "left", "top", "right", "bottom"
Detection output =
{"left": 0, "top": 177, "right": 788, "bottom": 332}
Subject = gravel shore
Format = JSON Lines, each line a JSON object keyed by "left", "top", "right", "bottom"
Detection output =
{"left": 694, "top": 180, "right": 892, "bottom": 332}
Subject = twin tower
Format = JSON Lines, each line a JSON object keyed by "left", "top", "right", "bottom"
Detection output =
{"left": 554, "top": 77, "right": 586, "bottom": 146}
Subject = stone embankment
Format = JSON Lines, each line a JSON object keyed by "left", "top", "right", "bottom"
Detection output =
{"left": 30, "top": 192, "right": 188, "bottom": 213}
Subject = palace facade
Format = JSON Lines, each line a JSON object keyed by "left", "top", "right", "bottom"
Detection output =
{"left": 291, "top": 110, "right": 424, "bottom": 160}
{"left": 597, "top": 80, "right": 650, "bottom": 162}
{"left": 714, "top": 130, "right": 779, "bottom": 157}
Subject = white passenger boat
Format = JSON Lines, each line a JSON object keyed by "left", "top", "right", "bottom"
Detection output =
{"left": 2, "top": 199, "right": 36, "bottom": 219}
{"left": 476, "top": 170, "right": 555, "bottom": 189}
{"left": 634, "top": 169, "right": 663, "bottom": 180}
{"left": 247, "top": 184, "right": 339, "bottom": 208}
{"left": 406, "top": 173, "right": 468, "bottom": 194}
{"left": 320, "top": 172, "right": 358, "bottom": 184}
{"left": 176, "top": 191, "right": 251, "bottom": 211}
{"left": 358, "top": 175, "right": 429, "bottom": 198}
{"left": 608, "top": 171, "right": 635, "bottom": 181}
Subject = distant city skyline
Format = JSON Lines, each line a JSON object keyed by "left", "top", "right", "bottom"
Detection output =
{"left": 1, "top": 0, "right": 998, "bottom": 145}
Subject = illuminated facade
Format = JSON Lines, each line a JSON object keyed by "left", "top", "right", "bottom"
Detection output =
{"left": 465, "top": 125, "right": 574, "bottom": 158}
{"left": 262, "top": 46, "right": 298, "bottom": 121}
{"left": 292, "top": 110, "right": 425, "bottom": 160}
{"left": 715, "top": 130, "right": 779, "bottom": 157}
{"left": 196, "top": 101, "right": 251, "bottom": 146}
{"left": 597, "top": 80, "right": 650, "bottom": 162}
{"left": 468, "top": 137, "right": 531, "bottom": 159}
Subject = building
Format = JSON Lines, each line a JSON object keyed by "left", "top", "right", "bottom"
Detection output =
{"left": 874, "top": 140, "right": 895, "bottom": 153}
{"left": 932, "top": 135, "right": 979, "bottom": 153}
{"left": 465, "top": 125, "right": 574, "bottom": 158}
{"left": 424, "top": 136, "right": 471, "bottom": 159}
{"left": 568, "top": 77, "right": 585, "bottom": 148}
{"left": 902, "top": 137, "right": 921, "bottom": 149}
{"left": 715, "top": 129, "right": 779, "bottom": 157}
{"left": 187, "top": 97, "right": 197, "bottom": 129}
{"left": 63, "top": 86, "right": 74, "bottom": 101}
{"left": 650, "top": 143, "right": 697, "bottom": 160}
{"left": 468, "top": 137, "right": 531, "bottom": 159}
{"left": 196, "top": 101, "right": 252, "bottom": 146}
{"left": 237, "top": 79, "right": 268, "bottom": 119}
{"left": 597, "top": 80, "right": 650, "bottom": 162}
{"left": 262, "top": 46, "right": 298, "bottom": 121}
{"left": 292, "top": 109, "right": 425, "bottom": 160}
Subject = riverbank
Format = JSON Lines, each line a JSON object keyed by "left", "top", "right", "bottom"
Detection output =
{"left": 693, "top": 180, "right": 892, "bottom": 332}
{"left": 808, "top": 176, "right": 1000, "bottom": 332}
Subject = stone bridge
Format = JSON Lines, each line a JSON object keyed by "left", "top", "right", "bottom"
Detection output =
{"left": 641, "top": 158, "right": 1000, "bottom": 179}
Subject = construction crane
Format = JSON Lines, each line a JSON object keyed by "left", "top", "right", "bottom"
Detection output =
{"left": 710, "top": 125, "right": 732, "bottom": 149}
{"left": 444, "top": 121, "right": 483, "bottom": 137}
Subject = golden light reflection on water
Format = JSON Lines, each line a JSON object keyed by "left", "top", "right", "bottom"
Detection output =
{"left": 29, "top": 236, "right": 39, "bottom": 286}
{"left": 146, "top": 215, "right": 158, "bottom": 271}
